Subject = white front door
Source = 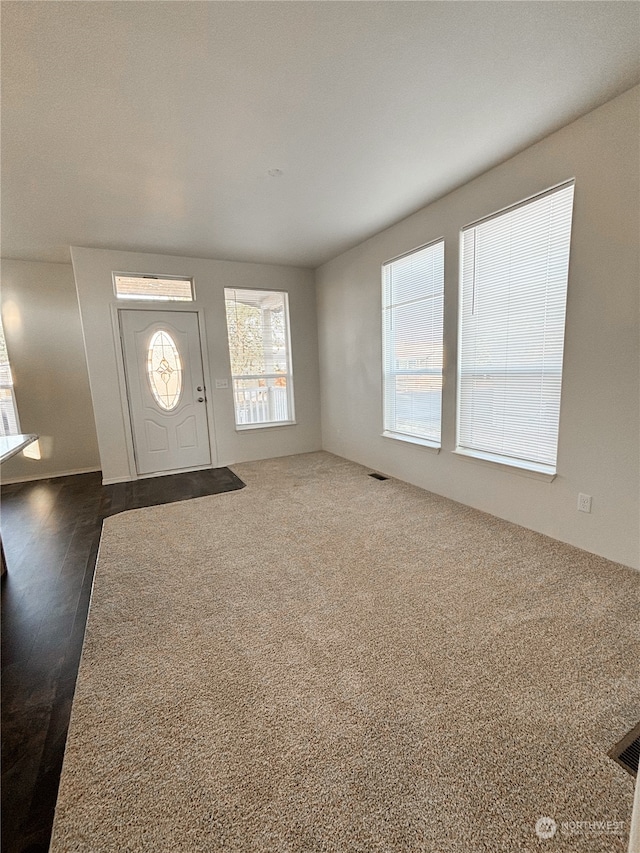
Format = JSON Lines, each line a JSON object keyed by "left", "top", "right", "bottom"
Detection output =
{"left": 119, "top": 310, "right": 211, "bottom": 476}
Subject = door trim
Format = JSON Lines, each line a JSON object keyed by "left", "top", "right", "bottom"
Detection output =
{"left": 110, "top": 304, "right": 218, "bottom": 481}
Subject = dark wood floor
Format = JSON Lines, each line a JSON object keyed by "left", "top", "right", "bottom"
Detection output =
{"left": 1, "top": 466, "right": 244, "bottom": 853}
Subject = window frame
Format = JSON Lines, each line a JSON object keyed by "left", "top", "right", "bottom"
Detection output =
{"left": 455, "top": 179, "right": 575, "bottom": 478}
{"left": 224, "top": 287, "right": 296, "bottom": 431}
{"left": 381, "top": 238, "right": 445, "bottom": 449}
{"left": 112, "top": 272, "right": 195, "bottom": 302}
{"left": 0, "top": 317, "right": 20, "bottom": 437}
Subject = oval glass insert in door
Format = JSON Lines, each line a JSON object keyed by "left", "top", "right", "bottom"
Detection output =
{"left": 147, "top": 330, "right": 183, "bottom": 410}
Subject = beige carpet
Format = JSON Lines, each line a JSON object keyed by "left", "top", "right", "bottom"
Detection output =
{"left": 50, "top": 452, "right": 639, "bottom": 852}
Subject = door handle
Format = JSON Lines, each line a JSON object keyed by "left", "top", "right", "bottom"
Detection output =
{"left": 197, "top": 397, "right": 205, "bottom": 403}
{"left": 197, "top": 386, "right": 203, "bottom": 392}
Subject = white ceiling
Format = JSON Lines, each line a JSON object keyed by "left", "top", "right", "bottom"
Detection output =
{"left": 2, "top": 1, "right": 639, "bottom": 269}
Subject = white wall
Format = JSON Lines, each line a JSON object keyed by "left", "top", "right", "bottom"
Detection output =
{"left": 0, "top": 259, "right": 100, "bottom": 482}
{"left": 316, "top": 85, "right": 640, "bottom": 569}
{"left": 71, "top": 248, "right": 321, "bottom": 483}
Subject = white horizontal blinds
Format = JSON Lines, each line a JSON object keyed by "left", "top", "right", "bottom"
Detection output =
{"left": 458, "top": 181, "right": 575, "bottom": 471}
{"left": 114, "top": 275, "right": 193, "bottom": 301}
{"left": 224, "top": 288, "right": 294, "bottom": 426}
{"left": 382, "top": 240, "right": 444, "bottom": 444}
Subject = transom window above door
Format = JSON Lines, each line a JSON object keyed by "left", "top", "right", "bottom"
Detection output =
{"left": 113, "top": 274, "right": 194, "bottom": 302}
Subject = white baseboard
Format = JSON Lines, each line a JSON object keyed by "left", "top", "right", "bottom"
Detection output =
{"left": 101, "top": 475, "right": 133, "bottom": 485}
{"left": 1, "top": 466, "right": 101, "bottom": 485}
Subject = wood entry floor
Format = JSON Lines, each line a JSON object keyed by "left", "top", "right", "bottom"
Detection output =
{"left": 1, "top": 466, "right": 244, "bottom": 853}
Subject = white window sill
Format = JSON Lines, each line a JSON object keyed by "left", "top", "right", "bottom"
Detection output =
{"left": 452, "top": 447, "right": 557, "bottom": 481}
{"left": 236, "top": 420, "right": 297, "bottom": 432}
{"left": 382, "top": 431, "right": 441, "bottom": 452}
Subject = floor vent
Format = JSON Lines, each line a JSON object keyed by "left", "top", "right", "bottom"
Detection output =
{"left": 369, "top": 473, "right": 388, "bottom": 481}
{"left": 609, "top": 722, "right": 640, "bottom": 777}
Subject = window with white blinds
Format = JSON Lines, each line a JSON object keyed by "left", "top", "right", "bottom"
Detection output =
{"left": 456, "top": 180, "right": 575, "bottom": 474}
{"left": 382, "top": 239, "right": 444, "bottom": 446}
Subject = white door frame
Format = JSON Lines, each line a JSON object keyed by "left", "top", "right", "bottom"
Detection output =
{"left": 110, "top": 303, "right": 218, "bottom": 480}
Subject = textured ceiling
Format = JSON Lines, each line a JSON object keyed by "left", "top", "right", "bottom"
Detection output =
{"left": 2, "top": 1, "right": 639, "bottom": 269}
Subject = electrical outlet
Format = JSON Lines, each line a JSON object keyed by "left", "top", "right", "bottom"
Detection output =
{"left": 577, "top": 493, "right": 592, "bottom": 513}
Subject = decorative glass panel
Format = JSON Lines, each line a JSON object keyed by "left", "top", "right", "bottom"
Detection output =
{"left": 147, "top": 330, "right": 182, "bottom": 410}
